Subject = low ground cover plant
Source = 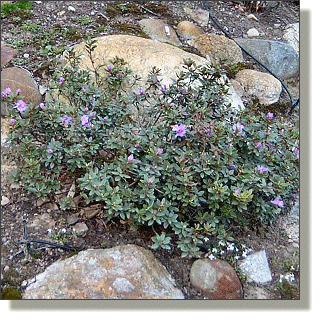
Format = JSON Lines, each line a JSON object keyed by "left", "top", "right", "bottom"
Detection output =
{"left": 2, "top": 39, "right": 299, "bottom": 257}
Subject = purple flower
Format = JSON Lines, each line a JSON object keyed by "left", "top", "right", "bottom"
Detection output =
{"left": 146, "top": 168, "right": 150, "bottom": 172}
{"left": 61, "top": 116, "right": 72, "bottom": 125}
{"left": 160, "top": 85, "right": 167, "bottom": 93}
{"left": 10, "top": 119, "right": 15, "bottom": 124}
{"left": 81, "top": 87, "right": 86, "bottom": 93}
{"left": 194, "top": 158, "right": 199, "bottom": 163}
{"left": 118, "top": 73, "right": 124, "bottom": 79}
{"left": 135, "top": 143, "right": 140, "bottom": 148}
{"left": 234, "top": 189, "right": 240, "bottom": 195}
{"left": 292, "top": 194, "right": 298, "bottom": 199}
{"left": 89, "top": 112, "right": 95, "bottom": 118}
{"left": 156, "top": 148, "right": 163, "bottom": 155}
{"left": 81, "top": 115, "right": 92, "bottom": 127}
{"left": 232, "top": 122, "right": 245, "bottom": 133}
{"left": 172, "top": 124, "right": 187, "bottom": 138}
{"left": 58, "top": 76, "right": 64, "bottom": 86}
{"left": 128, "top": 154, "right": 134, "bottom": 163}
{"left": 1, "top": 92, "right": 7, "bottom": 98}
{"left": 48, "top": 148, "right": 53, "bottom": 154}
{"left": 5, "top": 88, "right": 12, "bottom": 95}
{"left": 229, "top": 165, "right": 238, "bottom": 170}
{"left": 39, "top": 103, "right": 45, "bottom": 109}
{"left": 84, "top": 107, "right": 89, "bottom": 112}
{"left": 103, "top": 117, "right": 108, "bottom": 121}
{"left": 148, "top": 178, "right": 154, "bottom": 184}
{"left": 107, "top": 65, "right": 113, "bottom": 71}
{"left": 257, "top": 165, "right": 269, "bottom": 173}
{"left": 139, "top": 88, "right": 145, "bottom": 95}
{"left": 16, "top": 89, "right": 21, "bottom": 94}
{"left": 256, "top": 142, "right": 263, "bottom": 148}
{"left": 267, "top": 112, "right": 274, "bottom": 120}
{"left": 14, "top": 100, "right": 28, "bottom": 113}
{"left": 271, "top": 197, "right": 285, "bottom": 208}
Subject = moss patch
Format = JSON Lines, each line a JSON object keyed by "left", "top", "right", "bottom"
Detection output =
{"left": 113, "top": 22, "right": 150, "bottom": 38}
{"left": 1, "top": 286, "right": 22, "bottom": 299}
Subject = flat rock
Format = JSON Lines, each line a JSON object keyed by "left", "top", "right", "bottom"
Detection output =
{"left": 283, "top": 23, "right": 299, "bottom": 56}
{"left": 190, "top": 258, "right": 243, "bottom": 299}
{"left": 183, "top": 7, "right": 209, "bottom": 26}
{"left": 239, "top": 250, "right": 272, "bottom": 284}
{"left": 1, "top": 67, "right": 42, "bottom": 115}
{"left": 176, "top": 21, "right": 204, "bottom": 41}
{"left": 189, "top": 34, "right": 243, "bottom": 66}
{"left": 234, "top": 38, "right": 299, "bottom": 79}
{"left": 138, "top": 19, "right": 181, "bottom": 46}
{"left": 235, "top": 69, "right": 282, "bottom": 105}
{"left": 1, "top": 41, "right": 19, "bottom": 69}
{"left": 22, "top": 244, "right": 185, "bottom": 299}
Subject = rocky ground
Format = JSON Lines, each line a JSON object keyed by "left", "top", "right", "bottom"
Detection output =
{"left": 1, "top": 1, "right": 299, "bottom": 300}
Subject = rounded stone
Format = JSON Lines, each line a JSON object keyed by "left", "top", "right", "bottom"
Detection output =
{"left": 176, "top": 21, "right": 204, "bottom": 41}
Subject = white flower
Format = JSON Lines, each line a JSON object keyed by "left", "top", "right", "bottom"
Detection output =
{"left": 220, "top": 250, "right": 225, "bottom": 255}
{"left": 203, "top": 237, "right": 209, "bottom": 242}
{"left": 47, "top": 229, "right": 52, "bottom": 234}
{"left": 218, "top": 240, "right": 226, "bottom": 246}
{"left": 61, "top": 228, "right": 67, "bottom": 234}
{"left": 212, "top": 248, "right": 218, "bottom": 253}
{"left": 285, "top": 273, "right": 295, "bottom": 283}
{"left": 227, "top": 243, "right": 235, "bottom": 251}
{"left": 234, "top": 255, "right": 240, "bottom": 260}
{"left": 208, "top": 254, "right": 216, "bottom": 260}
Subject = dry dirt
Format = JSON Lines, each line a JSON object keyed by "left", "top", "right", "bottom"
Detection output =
{"left": 1, "top": 1, "right": 299, "bottom": 300}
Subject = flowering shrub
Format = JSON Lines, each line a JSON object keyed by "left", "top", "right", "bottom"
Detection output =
{"left": 2, "top": 39, "right": 299, "bottom": 257}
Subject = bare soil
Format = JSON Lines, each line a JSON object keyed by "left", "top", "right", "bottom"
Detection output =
{"left": 1, "top": 1, "right": 299, "bottom": 300}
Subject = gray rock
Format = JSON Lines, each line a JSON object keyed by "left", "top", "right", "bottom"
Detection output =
{"left": 234, "top": 38, "right": 299, "bottom": 79}
{"left": 283, "top": 23, "right": 299, "bottom": 56}
{"left": 22, "top": 245, "right": 185, "bottom": 299}
{"left": 1, "top": 41, "right": 19, "bottom": 69}
{"left": 138, "top": 19, "right": 181, "bottom": 46}
{"left": 247, "top": 28, "right": 260, "bottom": 37}
{"left": 183, "top": 7, "right": 209, "bottom": 26}
{"left": 239, "top": 250, "right": 272, "bottom": 284}
{"left": 73, "top": 222, "right": 88, "bottom": 237}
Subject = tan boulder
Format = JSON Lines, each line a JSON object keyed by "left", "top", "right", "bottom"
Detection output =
{"left": 138, "top": 19, "right": 181, "bottom": 46}
{"left": 176, "top": 21, "right": 204, "bottom": 41}
{"left": 235, "top": 69, "right": 282, "bottom": 105}
{"left": 65, "top": 35, "right": 208, "bottom": 89}
{"left": 22, "top": 244, "right": 185, "bottom": 299}
{"left": 1, "top": 67, "right": 42, "bottom": 115}
{"left": 189, "top": 34, "right": 243, "bottom": 66}
{"left": 1, "top": 41, "right": 19, "bottom": 69}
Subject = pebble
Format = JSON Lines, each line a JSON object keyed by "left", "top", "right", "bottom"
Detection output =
{"left": 57, "top": 10, "right": 65, "bottom": 16}
{"left": 247, "top": 14, "right": 258, "bottom": 21}
{"left": 67, "top": 5, "right": 76, "bottom": 12}
{"left": 1, "top": 196, "right": 10, "bottom": 205}
{"left": 247, "top": 28, "right": 260, "bottom": 37}
{"left": 23, "top": 53, "right": 29, "bottom": 59}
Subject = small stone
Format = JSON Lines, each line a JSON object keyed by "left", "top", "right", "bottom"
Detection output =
{"left": 1, "top": 196, "right": 10, "bottom": 206}
{"left": 67, "top": 5, "right": 76, "bottom": 11}
{"left": 57, "top": 10, "right": 65, "bottom": 16}
{"left": 23, "top": 53, "right": 29, "bottom": 59}
{"left": 73, "top": 222, "right": 88, "bottom": 236}
{"left": 239, "top": 250, "right": 272, "bottom": 284}
{"left": 67, "top": 214, "right": 79, "bottom": 226}
{"left": 247, "top": 28, "right": 260, "bottom": 37}
{"left": 274, "top": 23, "right": 281, "bottom": 28}
{"left": 3, "top": 265, "right": 10, "bottom": 273}
{"left": 247, "top": 14, "right": 259, "bottom": 21}
{"left": 177, "top": 21, "right": 204, "bottom": 41}
{"left": 190, "top": 258, "right": 243, "bottom": 299}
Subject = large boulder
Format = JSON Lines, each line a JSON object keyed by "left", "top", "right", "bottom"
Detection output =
{"left": 234, "top": 38, "right": 299, "bottom": 79}
{"left": 190, "top": 258, "right": 243, "bottom": 299}
{"left": 189, "top": 34, "right": 244, "bottom": 66}
{"left": 1, "top": 67, "right": 42, "bottom": 115}
{"left": 22, "top": 244, "right": 184, "bottom": 299}
{"left": 283, "top": 23, "right": 299, "bottom": 56}
{"left": 235, "top": 69, "right": 282, "bottom": 105}
{"left": 56, "top": 35, "right": 244, "bottom": 112}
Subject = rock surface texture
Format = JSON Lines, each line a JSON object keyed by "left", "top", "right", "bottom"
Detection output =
{"left": 234, "top": 38, "right": 299, "bottom": 79}
{"left": 235, "top": 69, "right": 282, "bottom": 105}
{"left": 189, "top": 34, "right": 243, "bottom": 66}
{"left": 138, "top": 18, "right": 182, "bottom": 46}
{"left": 22, "top": 244, "right": 184, "bottom": 299}
{"left": 190, "top": 258, "right": 243, "bottom": 299}
{"left": 176, "top": 20, "right": 204, "bottom": 41}
{"left": 1, "top": 67, "right": 42, "bottom": 115}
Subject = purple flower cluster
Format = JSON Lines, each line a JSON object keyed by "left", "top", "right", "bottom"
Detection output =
{"left": 14, "top": 100, "right": 28, "bottom": 113}
{"left": 257, "top": 165, "right": 268, "bottom": 174}
{"left": 128, "top": 154, "right": 134, "bottom": 163}
{"left": 267, "top": 112, "right": 274, "bottom": 120}
{"left": 1, "top": 87, "right": 12, "bottom": 98}
{"left": 61, "top": 116, "right": 72, "bottom": 125}
{"left": 58, "top": 77, "right": 65, "bottom": 86}
{"left": 232, "top": 122, "right": 245, "bottom": 134}
{"left": 172, "top": 124, "right": 187, "bottom": 138}
{"left": 81, "top": 115, "right": 92, "bottom": 127}
{"left": 271, "top": 197, "right": 284, "bottom": 208}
